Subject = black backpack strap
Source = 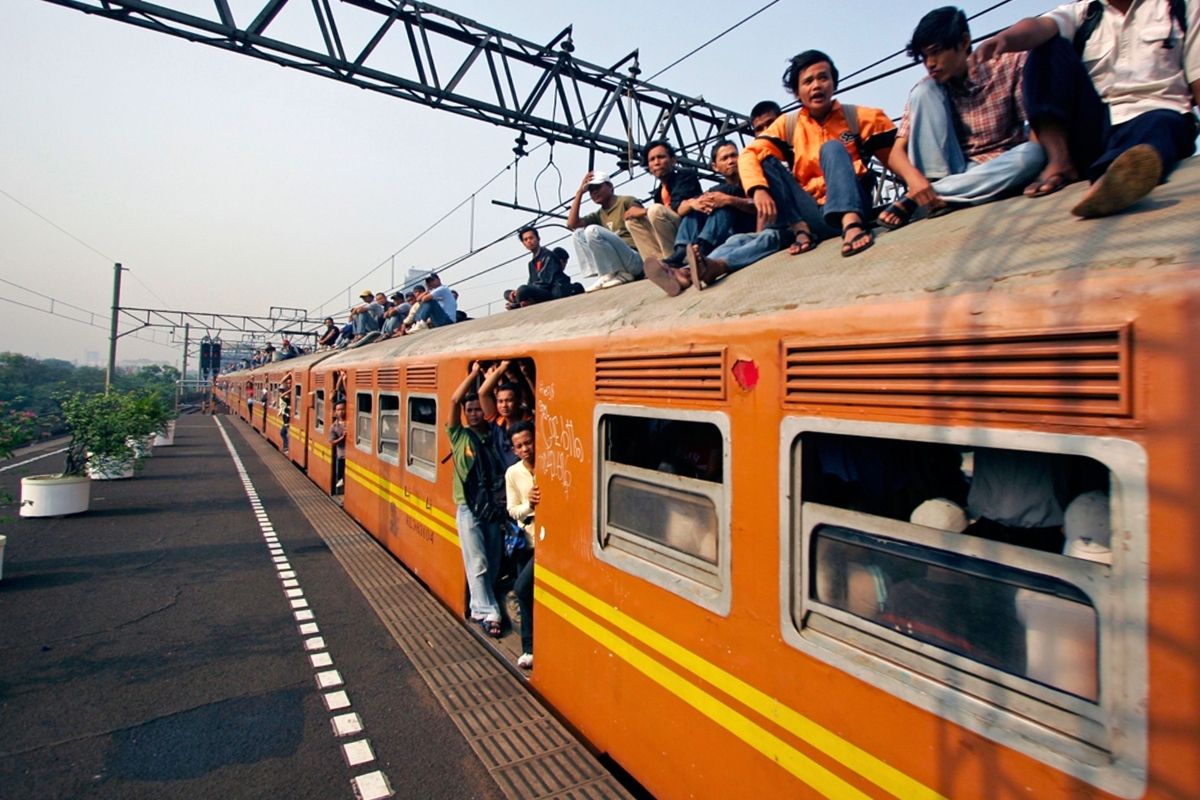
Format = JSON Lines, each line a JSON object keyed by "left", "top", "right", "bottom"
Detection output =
{"left": 1073, "top": 0, "right": 1103, "bottom": 55}
{"left": 1171, "top": 0, "right": 1188, "bottom": 33}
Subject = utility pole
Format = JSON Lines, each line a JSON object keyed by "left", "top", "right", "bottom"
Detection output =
{"left": 105, "top": 262, "right": 125, "bottom": 393}
{"left": 181, "top": 323, "right": 191, "bottom": 384}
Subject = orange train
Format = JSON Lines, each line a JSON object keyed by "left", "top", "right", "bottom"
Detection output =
{"left": 215, "top": 163, "right": 1200, "bottom": 800}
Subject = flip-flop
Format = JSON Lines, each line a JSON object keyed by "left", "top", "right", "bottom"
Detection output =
{"left": 877, "top": 197, "right": 917, "bottom": 230}
{"left": 688, "top": 244, "right": 727, "bottom": 291}
{"left": 840, "top": 223, "right": 874, "bottom": 258}
{"left": 787, "top": 228, "right": 817, "bottom": 255}
{"left": 1024, "top": 171, "right": 1074, "bottom": 198}
{"left": 480, "top": 618, "right": 503, "bottom": 638}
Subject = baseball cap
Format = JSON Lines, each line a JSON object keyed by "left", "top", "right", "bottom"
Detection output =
{"left": 587, "top": 172, "right": 612, "bottom": 186}
{"left": 359, "top": 289, "right": 373, "bottom": 299}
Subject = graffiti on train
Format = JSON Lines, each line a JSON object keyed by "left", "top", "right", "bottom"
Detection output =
{"left": 538, "top": 391, "right": 582, "bottom": 493}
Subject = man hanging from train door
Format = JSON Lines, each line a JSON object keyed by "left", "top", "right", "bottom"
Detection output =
{"left": 972, "top": 0, "right": 1198, "bottom": 217}
{"left": 446, "top": 363, "right": 508, "bottom": 637}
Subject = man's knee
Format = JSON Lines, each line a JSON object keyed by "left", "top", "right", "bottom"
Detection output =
{"left": 647, "top": 203, "right": 673, "bottom": 222}
{"left": 581, "top": 225, "right": 603, "bottom": 245}
{"left": 907, "top": 77, "right": 943, "bottom": 109}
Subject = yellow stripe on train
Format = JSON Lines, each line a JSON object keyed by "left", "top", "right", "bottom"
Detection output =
{"left": 537, "top": 566, "right": 946, "bottom": 800}
{"left": 345, "top": 460, "right": 459, "bottom": 546}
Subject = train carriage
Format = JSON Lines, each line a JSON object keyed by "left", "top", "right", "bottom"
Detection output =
{"left": 219, "top": 160, "right": 1200, "bottom": 799}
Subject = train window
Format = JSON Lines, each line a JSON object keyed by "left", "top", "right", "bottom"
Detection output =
{"left": 781, "top": 418, "right": 1148, "bottom": 794}
{"left": 593, "top": 407, "right": 731, "bottom": 615}
{"left": 406, "top": 394, "right": 437, "bottom": 482}
{"left": 378, "top": 394, "right": 400, "bottom": 464}
{"left": 314, "top": 389, "right": 326, "bottom": 432}
{"left": 354, "top": 392, "right": 373, "bottom": 452}
{"left": 292, "top": 383, "right": 302, "bottom": 423}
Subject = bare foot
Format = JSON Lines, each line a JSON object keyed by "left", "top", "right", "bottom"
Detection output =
{"left": 643, "top": 257, "right": 683, "bottom": 297}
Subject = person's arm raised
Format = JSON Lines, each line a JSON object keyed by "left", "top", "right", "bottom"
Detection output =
{"left": 971, "top": 16, "right": 1059, "bottom": 65}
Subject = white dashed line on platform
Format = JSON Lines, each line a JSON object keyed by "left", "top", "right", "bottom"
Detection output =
{"left": 343, "top": 739, "right": 375, "bottom": 766}
{"left": 214, "top": 418, "right": 391, "bottom": 800}
{"left": 352, "top": 770, "right": 392, "bottom": 800}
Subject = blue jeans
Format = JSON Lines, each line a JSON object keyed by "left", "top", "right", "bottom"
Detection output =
{"left": 761, "top": 153, "right": 869, "bottom": 238}
{"left": 456, "top": 504, "right": 503, "bottom": 620}
{"left": 709, "top": 229, "right": 787, "bottom": 272}
{"left": 674, "top": 206, "right": 740, "bottom": 250}
{"left": 413, "top": 299, "right": 453, "bottom": 328}
{"left": 352, "top": 312, "right": 381, "bottom": 335}
{"left": 904, "top": 78, "right": 1045, "bottom": 205}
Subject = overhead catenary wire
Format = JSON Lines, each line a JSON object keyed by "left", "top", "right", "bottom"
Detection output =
{"left": 317, "top": 0, "right": 1027, "bottom": 321}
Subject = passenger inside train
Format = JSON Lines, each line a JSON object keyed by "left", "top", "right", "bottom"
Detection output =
{"left": 802, "top": 432, "right": 1112, "bottom": 701}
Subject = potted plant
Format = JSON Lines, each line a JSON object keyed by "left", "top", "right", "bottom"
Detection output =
{"left": 1, "top": 401, "right": 36, "bottom": 568}
{"left": 125, "top": 390, "right": 172, "bottom": 458}
{"left": 19, "top": 391, "right": 141, "bottom": 517}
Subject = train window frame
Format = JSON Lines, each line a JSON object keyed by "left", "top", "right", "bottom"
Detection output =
{"left": 405, "top": 392, "right": 438, "bottom": 483}
{"left": 777, "top": 416, "right": 1148, "bottom": 797}
{"left": 354, "top": 391, "right": 374, "bottom": 453}
{"left": 292, "top": 382, "right": 302, "bottom": 424}
{"left": 314, "top": 389, "right": 326, "bottom": 433}
{"left": 593, "top": 404, "right": 732, "bottom": 616}
{"left": 377, "top": 393, "right": 401, "bottom": 465}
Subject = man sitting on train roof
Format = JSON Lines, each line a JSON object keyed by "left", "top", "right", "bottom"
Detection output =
{"left": 646, "top": 138, "right": 783, "bottom": 295}
{"left": 381, "top": 291, "right": 409, "bottom": 338}
{"left": 750, "top": 99, "right": 783, "bottom": 136}
{"left": 566, "top": 170, "right": 644, "bottom": 291}
{"left": 512, "top": 226, "right": 574, "bottom": 306}
{"left": 739, "top": 50, "right": 933, "bottom": 257}
{"left": 973, "top": 0, "right": 1198, "bottom": 217}
{"left": 401, "top": 273, "right": 457, "bottom": 333}
{"left": 624, "top": 140, "right": 706, "bottom": 270}
{"left": 349, "top": 289, "right": 385, "bottom": 342}
{"left": 878, "top": 7, "right": 1047, "bottom": 229}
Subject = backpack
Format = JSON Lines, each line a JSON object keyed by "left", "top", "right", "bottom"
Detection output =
{"left": 1074, "top": 0, "right": 1187, "bottom": 54}
{"left": 462, "top": 428, "right": 509, "bottom": 525}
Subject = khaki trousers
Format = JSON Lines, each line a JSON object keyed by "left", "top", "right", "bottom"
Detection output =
{"left": 625, "top": 203, "right": 680, "bottom": 261}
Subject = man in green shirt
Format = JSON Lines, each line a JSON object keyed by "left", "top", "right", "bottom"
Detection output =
{"left": 566, "top": 170, "right": 645, "bottom": 292}
{"left": 445, "top": 363, "right": 506, "bottom": 635}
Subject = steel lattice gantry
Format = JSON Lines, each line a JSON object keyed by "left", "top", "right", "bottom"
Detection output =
{"left": 39, "top": 0, "right": 751, "bottom": 171}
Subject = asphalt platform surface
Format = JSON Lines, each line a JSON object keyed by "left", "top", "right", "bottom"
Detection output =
{"left": 0, "top": 415, "right": 505, "bottom": 800}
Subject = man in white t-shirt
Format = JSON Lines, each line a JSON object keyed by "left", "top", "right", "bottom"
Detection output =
{"left": 973, "top": 0, "right": 1198, "bottom": 217}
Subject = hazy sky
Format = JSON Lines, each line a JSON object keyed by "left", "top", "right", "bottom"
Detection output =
{"left": 2, "top": 0, "right": 1053, "bottom": 365}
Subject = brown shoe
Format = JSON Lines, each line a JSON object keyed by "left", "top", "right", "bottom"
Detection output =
{"left": 1071, "top": 144, "right": 1162, "bottom": 218}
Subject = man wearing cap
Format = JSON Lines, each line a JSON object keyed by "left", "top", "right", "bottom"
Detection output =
{"left": 349, "top": 289, "right": 384, "bottom": 341}
{"left": 566, "top": 169, "right": 644, "bottom": 291}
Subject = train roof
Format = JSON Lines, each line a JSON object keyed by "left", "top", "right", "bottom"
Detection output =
{"left": 238, "top": 157, "right": 1200, "bottom": 374}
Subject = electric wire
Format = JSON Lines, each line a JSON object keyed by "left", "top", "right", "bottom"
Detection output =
{"left": 645, "top": 0, "right": 783, "bottom": 82}
{"left": 0, "top": 186, "right": 117, "bottom": 264}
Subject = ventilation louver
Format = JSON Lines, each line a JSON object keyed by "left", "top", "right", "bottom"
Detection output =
{"left": 596, "top": 348, "right": 727, "bottom": 401}
{"left": 783, "top": 326, "right": 1131, "bottom": 417}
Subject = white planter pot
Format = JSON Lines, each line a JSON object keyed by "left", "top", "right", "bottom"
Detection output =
{"left": 126, "top": 436, "right": 154, "bottom": 460}
{"left": 87, "top": 452, "right": 136, "bottom": 480}
{"left": 153, "top": 420, "right": 176, "bottom": 447}
{"left": 19, "top": 474, "right": 91, "bottom": 517}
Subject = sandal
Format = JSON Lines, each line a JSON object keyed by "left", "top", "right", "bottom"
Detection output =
{"left": 878, "top": 197, "right": 917, "bottom": 230}
{"left": 787, "top": 228, "right": 817, "bottom": 255}
{"left": 840, "top": 223, "right": 874, "bottom": 258}
{"left": 480, "top": 618, "right": 502, "bottom": 638}
{"left": 1024, "top": 171, "right": 1074, "bottom": 198}
{"left": 688, "top": 244, "right": 728, "bottom": 291}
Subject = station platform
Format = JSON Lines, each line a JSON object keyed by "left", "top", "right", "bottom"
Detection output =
{"left": 0, "top": 415, "right": 634, "bottom": 800}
